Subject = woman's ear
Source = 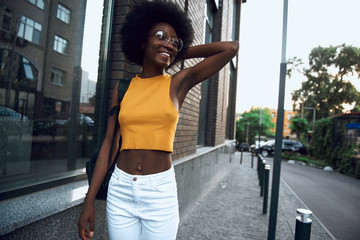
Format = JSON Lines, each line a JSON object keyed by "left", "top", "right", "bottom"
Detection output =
{"left": 141, "top": 41, "right": 145, "bottom": 50}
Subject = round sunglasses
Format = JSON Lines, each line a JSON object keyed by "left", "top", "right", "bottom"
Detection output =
{"left": 153, "top": 30, "right": 183, "bottom": 52}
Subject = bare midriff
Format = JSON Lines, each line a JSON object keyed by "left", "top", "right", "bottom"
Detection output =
{"left": 116, "top": 149, "right": 172, "bottom": 175}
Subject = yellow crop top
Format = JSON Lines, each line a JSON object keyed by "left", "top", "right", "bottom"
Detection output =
{"left": 118, "top": 74, "right": 179, "bottom": 152}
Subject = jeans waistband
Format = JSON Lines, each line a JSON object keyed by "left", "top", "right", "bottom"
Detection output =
{"left": 113, "top": 164, "right": 175, "bottom": 182}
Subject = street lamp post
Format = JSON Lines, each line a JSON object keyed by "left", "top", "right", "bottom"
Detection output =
{"left": 268, "top": 0, "right": 288, "bottom": 239}
{"left": 304, "top": 107, "right": 316, "bottom": 130}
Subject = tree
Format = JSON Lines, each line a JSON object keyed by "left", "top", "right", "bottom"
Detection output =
{"left": 290, "top": 118, "right": 309, "bottom": 142}
{"left": 290, "top": 44, "right": 360, "bottom": 121}
{"left": 236, "top": 107, "right": 275, "bottom": 145}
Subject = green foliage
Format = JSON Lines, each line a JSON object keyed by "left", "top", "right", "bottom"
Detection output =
{"left": 289, "top": 44, "right": 360, "bottom": 122}
{"left": 290, "top": 118, "right": 309, "bottom": 141}
{"left": 286, "top": 56, "right": 303, "bottom": 78}
{"left": 355, "top": 161, "right": 360, "bottom": 179}
{"left": 236, "top": 107, "right": 275, "bottom": 145}
{"left": 309, "top": 118, "right": 334, "bottom": 162}
{"left": 330, "top": 144, "right": 358, "bottom": 177}
{"left": 310, "top": 117, "right": 359, "bottom": 178}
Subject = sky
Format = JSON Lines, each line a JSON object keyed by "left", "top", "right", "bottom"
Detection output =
{"left": 81, "top": 0, "right": 104, "bottom": 81}
{"left": 236, "top": 0, "right": 360, "bottom": 113}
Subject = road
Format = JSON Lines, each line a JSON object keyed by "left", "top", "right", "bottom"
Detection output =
{"left": 265, "top": 156, "right": 360, "bottom": 240}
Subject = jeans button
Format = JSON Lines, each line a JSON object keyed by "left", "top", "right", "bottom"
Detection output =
{"left": 133, "top": 177, "right": 137, "bottom": 181}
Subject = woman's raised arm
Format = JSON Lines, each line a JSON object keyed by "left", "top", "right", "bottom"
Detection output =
{"left": 173, "top": 41, "right": 239, "bottom": 109}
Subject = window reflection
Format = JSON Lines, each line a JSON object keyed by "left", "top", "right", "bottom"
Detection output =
{"left": 0, "top": 0, "right": 103, "bottom": 196}
{"left": 57, "top": 4, "right": 71, "bottom": 24}
{"left": 28, "top": 0, "right": 44, "bottom": 10}
{"left": 18, "top": 16, "right": 42, "bottom": 45}
{"left": 54, "top": 35, "right": 68, "bottom": 54}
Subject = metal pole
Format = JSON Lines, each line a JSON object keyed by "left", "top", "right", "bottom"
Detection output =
{"left": 240, "top": 150, "right": 243, "bottom": 164}
{"left": 268, "top": 0, "right": 288, "bottom": 239}
{"left": 263, "top": 164, "right": 270, "bottom": 214}
{"left": 260, "top": 159, "right": 266, "bottom": 197}
{"left": 246, "top": 121, "right": 249, "bottom": 144}
{"left": 258, "top": 108, "right": 262, "bottom": 150}
{"left": 257, "top": 109, "right": 262, "bottom": 180}
{"left": 251, "top": 152, "right": 254, "bottom": 168}
{"left": 312, "top": 108, "right": 316, "bottom": 130}
{"left": 304, "top": 107, "right": 316, "bottom": 130}
{"left": 257, "top": 155, "right": 261, "bottom": 180}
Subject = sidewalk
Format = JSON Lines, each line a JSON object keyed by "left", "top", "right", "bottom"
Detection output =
{"left": 176, "top": 152, "right": 332, "bottom": 240}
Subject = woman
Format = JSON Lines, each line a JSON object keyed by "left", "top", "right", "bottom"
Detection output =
{"left": 78, "top": 1, "right": 238, "bottom": 239}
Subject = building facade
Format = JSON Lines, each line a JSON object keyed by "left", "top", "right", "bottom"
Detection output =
{"left": 0, "top": 0, "right": 245, "bottom": 238}
{"left": 270, "top": 108, "right": 297, "bottom": 139}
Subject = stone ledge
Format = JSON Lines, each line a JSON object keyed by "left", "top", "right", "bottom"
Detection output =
{"left": 0, "top": 179, "right": 88, "bottom": 235}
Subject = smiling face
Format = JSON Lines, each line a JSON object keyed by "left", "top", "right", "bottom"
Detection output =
{"left": 142, "top": 22, "right": 179, "bottom": 70}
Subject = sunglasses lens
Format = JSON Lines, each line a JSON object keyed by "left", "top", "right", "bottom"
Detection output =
{"left": 154, "top": 30, "right": 183, "bottom": 51}
{"left": 174, "top": 38, "right": 183, "bottom": 51}
{"left": 155, "top": 31, "right": 166, "bottom": 41}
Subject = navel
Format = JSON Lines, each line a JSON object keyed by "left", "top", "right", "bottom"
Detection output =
{"left": 136, "top": 164, "right": 143, "bottom": 172}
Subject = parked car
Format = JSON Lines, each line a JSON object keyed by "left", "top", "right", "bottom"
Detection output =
{"left": 259, "top": 139, "right": 307, "bottom": 157}
{"left": 250, "top": 141, "right": 267, "bottom": 154}
{"left": 33, "top": 114, "right": 93, "bottom": 136}
{"left": 0, "top": 106, "right": 28, "bottom": 135}
{"left": 33, "top": 118, "right": 67, "bottom": 136}
{"left": 282, "top": 140, "right": 307, "bottom": 155}
{"left": 237, "top": 143, "right": 249, "bottom": 152}
{"left": 259, "top": 140, "right": 275, "bottom": 157}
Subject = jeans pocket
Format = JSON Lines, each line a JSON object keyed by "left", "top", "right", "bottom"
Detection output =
{"left": 154, "top": 178, "right": 176, "bottom": 192}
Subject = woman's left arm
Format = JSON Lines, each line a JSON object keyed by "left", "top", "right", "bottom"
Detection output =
{"left": 176, "top": 41, "right": 239, "bottom": 91}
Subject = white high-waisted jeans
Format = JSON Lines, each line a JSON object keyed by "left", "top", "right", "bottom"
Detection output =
{"left": 106, "top": 165, "right": 179, "bottom": 240}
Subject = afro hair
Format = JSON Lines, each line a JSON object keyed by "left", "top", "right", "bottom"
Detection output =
{"left": 120, "top": 0, "right": 194, "bottom": 66}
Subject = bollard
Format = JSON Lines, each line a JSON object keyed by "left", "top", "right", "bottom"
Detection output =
{"left": 251, "top": 152, "right": 254, "bottom": 168}
{"left": 240, "top": 150, "right": 243, "bottom": 164}
{"left": 258, "top": 157, "right": 261, "bottom": 185}
{"left": 257, "top": 154, "right": 260, "bottom": 176}
{"left": 260, "top": 159, "right": 266, "bottom": 196}
{"left": 262, "top": 164, "right": 270, "bottom": 214}
{"left": 257, "top": 154, "right": 261, "bottom": 180}
{"left": 295, "top": 209, "right": 312, "bottom": 240}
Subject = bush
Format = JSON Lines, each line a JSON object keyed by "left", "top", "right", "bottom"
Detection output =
{"left": 310, "top": 118, "right": 334, "bottom": 162}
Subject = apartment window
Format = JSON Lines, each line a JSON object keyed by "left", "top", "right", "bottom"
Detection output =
{"left": 232, "top": 0, "right": 239, "bottom": 41}
{"left": 28, "top": 0, "right": 44, "bottom": 10}
{"left": 288, "top": 113, "right": 292, "bottom": 120}
{"left": 198, "top": 0, "right": 215, "bottom": 146}
{"left": 23, "top": 58, "right": 34, "bottom": 80}
{"left": 1, "top": 7, "right": 12, "bottom": 32}
{"left": 204, "top": 0, "right": 214, "bottom": 44}
{"left": 54, "top": 35, "right": 68, "bottom": 54}
{"left": 57, "top": 4, "right": 71, "bottom": 24}
{"left": 17, "top": 16, "right": 42, "bottom": 44}
{"left": 51, "top": 68, "right": 65, "bottom": 86}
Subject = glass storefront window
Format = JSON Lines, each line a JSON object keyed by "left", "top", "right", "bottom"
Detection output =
{"left": 0, "top": 0, "right": 105, "bottom": 198}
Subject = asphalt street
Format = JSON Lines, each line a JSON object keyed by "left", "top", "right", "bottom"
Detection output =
{"left": 269, "top": 156, "right": 360, "bottom": 240}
